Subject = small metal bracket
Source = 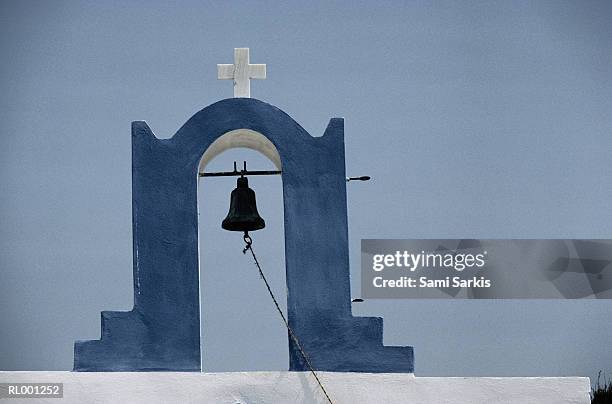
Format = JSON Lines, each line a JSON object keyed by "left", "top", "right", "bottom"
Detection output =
{"left": 346, "top": 176, "right": 371, "bottom": 182}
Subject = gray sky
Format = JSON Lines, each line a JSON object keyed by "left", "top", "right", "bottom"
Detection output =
{"left": 1, "top": 0, "right": 611, "bottom": 383}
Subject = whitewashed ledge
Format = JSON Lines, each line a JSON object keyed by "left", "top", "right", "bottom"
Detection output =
{"left": 0, "top": 371, "right": 590, "bottom": 403}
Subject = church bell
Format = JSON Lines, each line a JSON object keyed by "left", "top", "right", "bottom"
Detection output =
{"left": 221, "top": 176, "right": 266, "bottom": 232}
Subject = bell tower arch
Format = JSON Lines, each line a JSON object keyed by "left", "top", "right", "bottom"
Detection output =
{"left": 74, "top": 98, "right": 414, "bottom": 373}
{"left": 199, "top": 129, "right": 282, "bottom": 171}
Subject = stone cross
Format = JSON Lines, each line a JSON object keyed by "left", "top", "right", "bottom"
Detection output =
{"left": 217, "top": 48, "right": 266, "bottom": 98}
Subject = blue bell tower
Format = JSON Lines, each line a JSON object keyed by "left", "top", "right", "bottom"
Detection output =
{"left": 74, "top": 49, "right": 414, "bottom": 373}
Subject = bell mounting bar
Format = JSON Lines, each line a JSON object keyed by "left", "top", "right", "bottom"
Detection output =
{"left": 200, "top": 161, "right": 370, "bottom": 182}
{"left": 199, "top": 161, "right": 281, "bottom": 178}
{"left": 200, "top": 170, "right": 281, "bottom": 177}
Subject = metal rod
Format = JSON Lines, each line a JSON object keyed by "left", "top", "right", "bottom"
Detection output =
{"left": 346, "top": 176, "right": 371, "bottom": 182}
{"left": 200, "top": 161, "right": 368, "bottom": 180}
{"left": 200, "top": 170, "right": 282, "bottom": 177}
{"left": 201, "top": 171, "right": 370, "bottom": 179}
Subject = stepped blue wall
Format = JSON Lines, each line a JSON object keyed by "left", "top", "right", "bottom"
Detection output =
{"left": 73, "top": 98, "right": 414, "bottom": 372}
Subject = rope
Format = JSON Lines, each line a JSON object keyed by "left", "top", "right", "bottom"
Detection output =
{"left": 242, "top": 232, "right": 334, "bottom": 404}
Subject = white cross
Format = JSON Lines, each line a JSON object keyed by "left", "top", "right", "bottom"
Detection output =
{"left": 217, "top": 48, "right": 266, "bottom": 98}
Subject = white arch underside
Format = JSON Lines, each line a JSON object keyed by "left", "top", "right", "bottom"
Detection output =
{"left": 198, "top": 129, "right": 282, "bottom": 172}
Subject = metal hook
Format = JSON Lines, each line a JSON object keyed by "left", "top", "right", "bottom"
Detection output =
{"left": 243, "top": 231, "right": 253, "bottom": 254}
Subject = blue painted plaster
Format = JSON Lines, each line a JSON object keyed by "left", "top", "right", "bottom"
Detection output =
{"left": 74, "top": 98, "right": 414, "bottom": 372}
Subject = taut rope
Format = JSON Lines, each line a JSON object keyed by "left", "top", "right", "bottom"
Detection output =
{"left": 242, "top": 232, "right": 334, "bottom": 404}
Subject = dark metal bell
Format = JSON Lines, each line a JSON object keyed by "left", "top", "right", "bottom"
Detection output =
{"left": 221, "top": 176, "right": 266, "bottom": 232}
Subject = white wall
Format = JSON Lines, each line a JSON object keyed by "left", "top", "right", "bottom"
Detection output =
{"left": 0, "top": 372, "right": 590, "bottom": 404}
